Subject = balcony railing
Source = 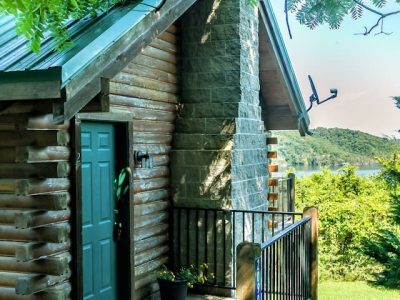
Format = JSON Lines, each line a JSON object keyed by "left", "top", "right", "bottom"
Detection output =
{"left": 170, "top": 207, "right": 304, "bottom": 291}
{"left": 259, "top": 216, "right": 312, "bottom": 299}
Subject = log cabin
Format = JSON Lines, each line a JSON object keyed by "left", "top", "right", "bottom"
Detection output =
{"left": 0, "top": 0, "right": 310, "bottom": 299}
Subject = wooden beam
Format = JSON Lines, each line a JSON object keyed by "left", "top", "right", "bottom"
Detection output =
{"left": 134, "top": 234, "right": 168, "bottom": 254}
{"left": 0, "top": 272, "right": 19, "bottom": 287}
{"left": 268, "top": 192, "right": 279, "bottom": 201}
{"left": 15, "top": 241, "right": 71, "bottom": 263}
{"left": 133, "top": 178, "right": 169, "bottom": 193}
{"left": 0, "top": 193, "right": 70, "bottom": 210}
{"left": 112, "top": 72, "right": 179, "bottom": 94}
{"left": 133, "top": 167, "right": 169, "bottom": 180}
{"left": 123, "top": 63, "right": 178, "bottom": 84}
{"left": 16, "top": 147, "right": 70, "bottom": 163}
{"left": 0, "top": 179, "right": 70, "bottom": 195}
{"left": 132, "top": 133, "right": 172, "bottom": 144}
{"left": 109, "top": 82, "right": 178, "bottom": 104}
{"left": 27, "top": 114, "right": 70, "bottom": 131}
{"left": 80, "top": 78, "right": 110, "bottom": 113}
{"left": 131, "top": 54, "right": 177, "bottom": 74}
{"left": 140, "top": 46, "right": 178, "bottom": 64}
{"left": 15, "top": 210, "right": 71, "bottom": 229}
{"left": 110, "top": 105, "right": 176, "bottom": 122}
{"left": 0, "top": 115, "right": 28, "bottom": 131}
{"left": 268, "top": 178, "right": 279, "bottom": 186}
{"left": 267, "top": 220, "right": 278, "bottom": 229}
{"left": 0, "top": 282, "right": 71, "bottom": 299}
{"left": 0, "top": 101, "right": 53, "bottom": 116}
{"left": 134, "top": 201, "right": 169, "bottom": 217}
{"left": 266, "top": 137, "right": 278, "bottom": 144}
{"left": 267, "top": 151, "right": 277, "bottom": 159}
{"left": 0, "top": 162, "right": 70, "bottom": 178}
{"left": 131, "top": 120, "right": 175, "bottom": 134}
{"left": 303, "top": 207, "right": 319, "bottom": 300}
{"left": 263, "top": 113, "right": 298, "bottom": 130}
{"left": 134, "top": 223, "right": 168, "bottom": 242}
{"left": 134, "top": 212, "right": 168, "bottom": 230}
{"left": 150, "top": 38, "right": 178, "bottom": 55}
{"left": 109, "top": 94, "right": 177, "bottom": 112}
{"left": 0, "top": 81, "right": 61, "bottom": 101}
{"left": 0, "top": 241, "right": 23, "bottom": 256}
{"left": 268, "top": 165, "right": 279, "bottom": 173}
{"left": 16, "top": 271, "right": 70, "bottom": 295}
{"left": 133, "top": 189, "right": 169, "bottom": 205}
{"left": 0, "top": 147, "right": 70, "bottom": 163}
{"left": 0, "top": 223, "right": 70, "bottom": 243}
{"left": 0, "top": 253, "right": 70, "bottom": 276}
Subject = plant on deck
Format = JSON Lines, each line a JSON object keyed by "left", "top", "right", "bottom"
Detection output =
{"left": 157, "top": 264, "right": 213, "bottom": 288}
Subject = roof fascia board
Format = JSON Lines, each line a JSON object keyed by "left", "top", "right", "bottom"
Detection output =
{"left": 61, "top": 1, "right": 163, "bottom": 86}
{"left": 259, "top": 0, "right": 310, "bottom": 136}
{"left": 0, "top": 68, "right": 61, "bottom": 100}
{"left": 0, "top": 80, "right": 61, "bottom": 100}
{"left": 60, "top": 0, "right": 198, "bottom": 121}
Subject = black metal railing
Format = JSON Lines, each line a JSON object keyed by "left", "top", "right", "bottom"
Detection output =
{"left": 260, "top": 216, "right": 312, "bottom": 299}
{"left": 170, "top": 207, "right": 303, "bottom": 290}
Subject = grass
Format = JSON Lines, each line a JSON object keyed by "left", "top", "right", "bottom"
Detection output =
{"left": 319, "top": 281, "right": 400, "bottom": 300}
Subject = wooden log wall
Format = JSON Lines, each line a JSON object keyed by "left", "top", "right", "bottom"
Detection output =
{"left": 110, "top": 25, "right": 179, "bottom": 300}
{"left": 0, "top": 101, "right": 71, "bottom": 299}
{"left": 267, "top": 136, "right": 279, "bottom": 213}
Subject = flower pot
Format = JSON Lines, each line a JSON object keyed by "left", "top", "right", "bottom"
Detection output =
{"left": 158, "top": 278, "right": 188, "bottom": 300}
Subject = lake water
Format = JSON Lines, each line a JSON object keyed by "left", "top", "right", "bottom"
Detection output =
{"left": 278, "top": 165, "right": 381, "bottom": 178}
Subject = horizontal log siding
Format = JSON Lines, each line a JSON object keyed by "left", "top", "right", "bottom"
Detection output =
{"left": 0, "top": 101, "right": 71, "bottom": 298}
{"left": 110, "top": 24, "right": 179, "bottom": 300}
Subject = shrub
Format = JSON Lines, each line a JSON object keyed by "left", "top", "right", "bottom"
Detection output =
{"left": 362, "top": 149, "right": 400, "bottom": 288}
{"left": 295, "top": 166, "right": 392, "bottom": 281}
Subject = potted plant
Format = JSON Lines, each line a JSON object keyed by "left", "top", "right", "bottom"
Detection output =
{"left": 156, "top": 264, "right": 211, "bottom": 300}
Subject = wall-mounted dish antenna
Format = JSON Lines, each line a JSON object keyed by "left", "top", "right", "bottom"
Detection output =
{"left": 307, "top": 75, "right": 338, "bottom": 112}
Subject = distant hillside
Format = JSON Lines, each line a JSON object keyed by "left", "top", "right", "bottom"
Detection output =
{"left": 273, "top": 128, "right": 395, "bottom": 167}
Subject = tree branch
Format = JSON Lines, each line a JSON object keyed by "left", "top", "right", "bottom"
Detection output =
{"left": 353, "top": 0, "right": 400, "bottom": 36}
{"left": 353, "top": 0, "right": 384, "bottom": 16}
{"left": 285, "top": 0, "right": 293, "bottom": 39}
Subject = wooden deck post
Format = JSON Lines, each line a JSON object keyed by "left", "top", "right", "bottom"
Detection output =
{"left": 303, "top": 207, "right": 318, "bottom": 300}
{"left": 236, "top": 242, "right": 261, "bottom": 300}
{"left": 288, "top": 173, "right": 296, "bottom": 212}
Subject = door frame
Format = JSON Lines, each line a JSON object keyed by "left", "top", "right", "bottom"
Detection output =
{"left": 71, "top": 116, "right": 135, "bottom": 299}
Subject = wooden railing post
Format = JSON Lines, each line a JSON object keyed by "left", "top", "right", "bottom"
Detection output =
{"left": 236, "top": 242, "right": 261, "bottom": 300}
{"left": 303, "top": 207, "right": 318, "bottom": 300}
{"left": 288, "top": 173, "right": 296, "bottom": 212}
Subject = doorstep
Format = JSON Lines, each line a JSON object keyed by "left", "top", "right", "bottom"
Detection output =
{"left": 187, "top": 294, "right": 234, "bottom": 300}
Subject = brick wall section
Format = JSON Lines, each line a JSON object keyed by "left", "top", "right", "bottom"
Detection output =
{"left": 171, "top": 0, "right": 268, "bottom": 210}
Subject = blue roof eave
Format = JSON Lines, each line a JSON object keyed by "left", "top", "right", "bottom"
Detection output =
{"left": 61, "top": 0, "right": 163, "bottom": 87}
{"left": 260, "top": 0, "right": 311, "bottom": 136}
{"left": 0, "top": 0, "right": 163, "bottom": 90}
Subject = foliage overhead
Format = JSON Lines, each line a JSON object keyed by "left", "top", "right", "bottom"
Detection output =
{"left": 2, "top": 0, "right": 400, "bottom": 53}
{"left": 288, "top": 0, "right": 400, "bottom": 36}
{"left": 0, "top": 0, "right": 122, "bottom": 52}
{"left": 274, "top": 128, "right": 395, "bottom": 167}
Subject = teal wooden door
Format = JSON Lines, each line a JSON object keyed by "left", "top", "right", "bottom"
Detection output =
{"left": 81, "top": 122, "right": 118, "bottom": 300}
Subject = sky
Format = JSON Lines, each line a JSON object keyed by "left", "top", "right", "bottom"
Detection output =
{"left": 271, "top": 1, "right": 400, "bottom": 138}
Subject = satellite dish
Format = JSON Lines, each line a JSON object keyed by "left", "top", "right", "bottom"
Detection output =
{"left": 307, "top": 75, "right": 338, "bottom": 112}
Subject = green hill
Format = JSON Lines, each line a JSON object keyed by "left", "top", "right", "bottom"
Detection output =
{"left": 273, "top": 128, "right": 396, "bottom": 167}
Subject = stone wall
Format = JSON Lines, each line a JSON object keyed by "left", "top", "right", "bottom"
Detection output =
{"left": 171, "top": 0, "right": 268, "bottom": 210}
